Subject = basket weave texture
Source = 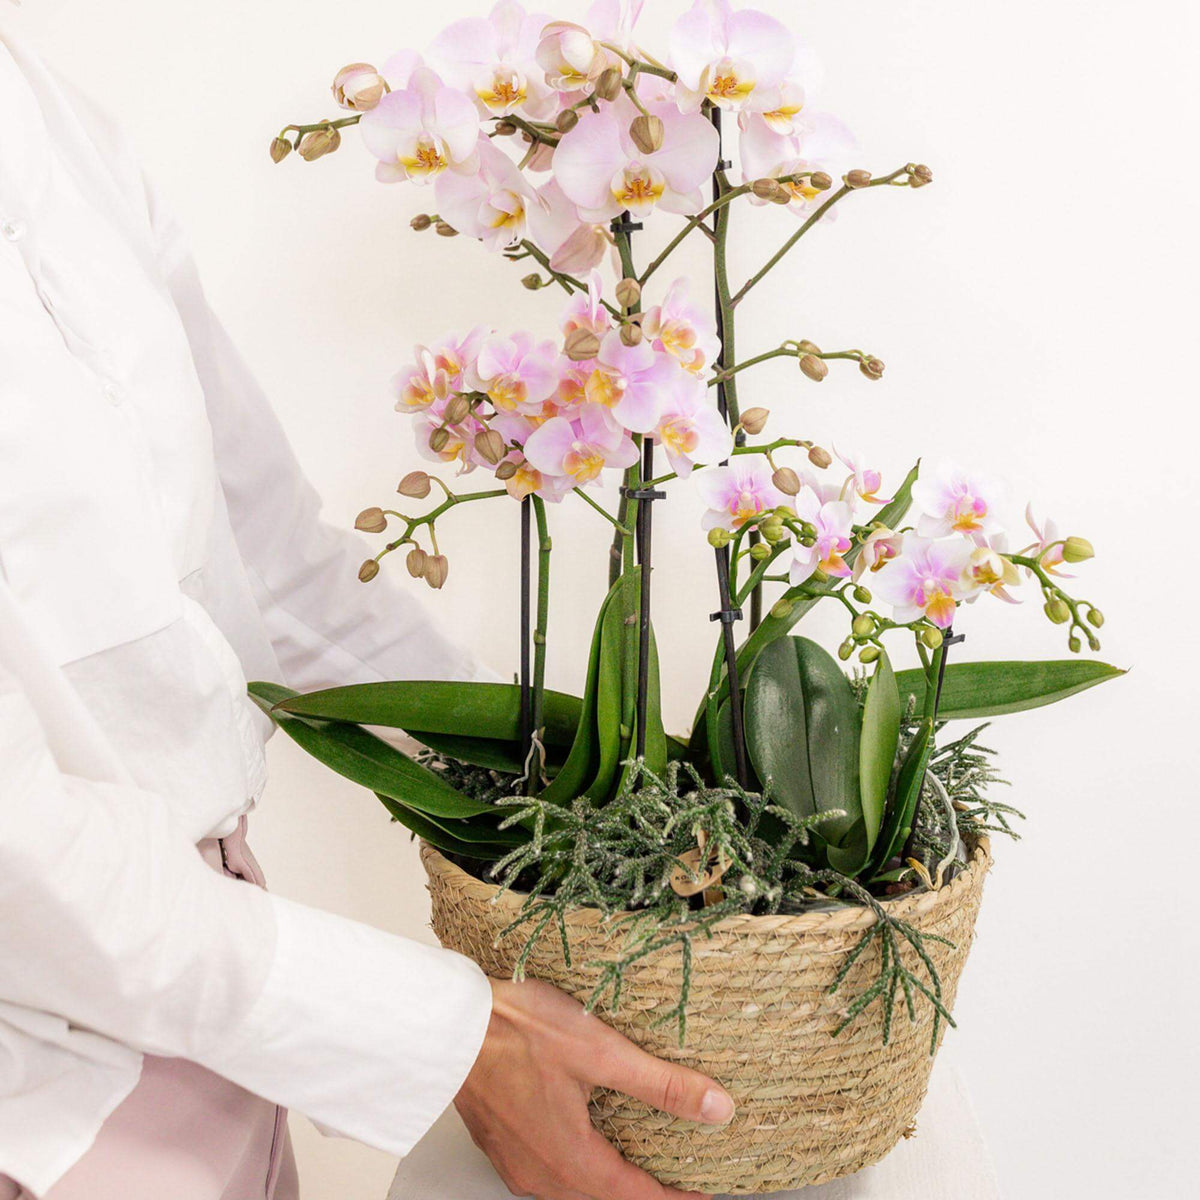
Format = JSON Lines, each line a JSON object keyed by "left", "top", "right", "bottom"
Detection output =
{"left": 422, "top": 839, "right": 991, "bottom": 1194}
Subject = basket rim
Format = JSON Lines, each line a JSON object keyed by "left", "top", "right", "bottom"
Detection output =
{"left": 420, "top": 836, "right": 991, "bottom": 937}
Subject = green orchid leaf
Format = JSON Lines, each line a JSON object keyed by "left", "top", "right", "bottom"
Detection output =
{"left": 744, "top": 637, "right": 862, "bottom": 845}
{"left": 895, "top": 659, "right": 1125, "bottom": 720}
{"left": 271, "top": 680, "right": 582, "bottom": 747}
{"left": 859, "top": 651, "right": 901, "bottom": 848}
{"left": 249, "top": 681, "right": 493, "bottom": 819}
{"left": 373, "top": 794, "right": 517, "bottom": 861}
{"left": 869, "top": 716, "right": 934, "bottom": 877}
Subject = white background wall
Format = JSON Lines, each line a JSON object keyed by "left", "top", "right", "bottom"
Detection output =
{"left": 14, "top": 1, "right": 1199, "bottom": 1197}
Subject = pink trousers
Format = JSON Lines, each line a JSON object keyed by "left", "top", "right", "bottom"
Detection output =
{"left": 1, "top": 821, "right": 300, "bottom": 1200}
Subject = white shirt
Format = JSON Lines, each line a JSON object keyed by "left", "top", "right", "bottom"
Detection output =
{"left": 0, "top": 25, "right": 493, "bottom": 1195}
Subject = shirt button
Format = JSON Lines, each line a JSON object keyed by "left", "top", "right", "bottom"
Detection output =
{"left": 2, "top": 218, "right": 27, "bottom": 242}
{"left": 101, "top": 379, "right": 124, "bottom": 407}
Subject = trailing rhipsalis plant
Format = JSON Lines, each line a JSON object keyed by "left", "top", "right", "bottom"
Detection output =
{"left": 256, "top": 0, "right": 1124, "bottom": 1048}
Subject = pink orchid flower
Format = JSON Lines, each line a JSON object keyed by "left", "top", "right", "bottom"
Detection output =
{"left": 912, "top": 461, "right": 1006, "bottom": 544}
{"left": 586, "top": 0, "right": 646, "bottom": 53}
{"left": 641, "top": 278, "right": 721, "bottom": 375}
{"left": 835, "top": 447, "right": 889, "bottom": 506}
{"left": 746, "top": 37, "right": 823, "bottom": 132}
{"left": 694, "top": 458, "right": 789, "bottom": 532}
{"left": 553, "top": 100, "right": 720, "bottom": 220}
{"left": 963, "top": 542, "right": 1022, "bottom": 605}
{"left": 739, "top": 112, "right": 855, "bottom": 214}
{"left": 561, "top": 270, "right": 613, "bottom": 341}
{"left": 1020, "top": 504, "right": 1074, "bottom": 578}
{"left": 873, "top": 535, "right": 974, "bottom": 629}
{"left": 414, "top": 404, "right": 481, "bottom": 475}
{"left": 585, "top": 332, "right": 686, "bottom": 433}
{"left": 653, "top": 376, "right": 733, "bottom": 477}
{"left": 435, "top": 140, "right": 541, "bottom": 251}
{"left": 427, "top": 1, "right": 556, "bottom": 121}
{"left": 535, "top": 20, "right": 607, "bottom": 91}
{"left": 668, "top": 0, "right": 795, "bottom": 113}
{"left": 852, "top": 525, "right": 903, "bottom": 581}
{"left": 465, "top": 332, "right": 562, "bottom": 414}
{"left": 523, "top": 403, "right": 639, "bottom": 487}
{"left": 789, "top": 488, "right": 854, "bottom": 584}
{"left": 392, "top": 328, "right": 486, "bottom": 413}
{"left": 360, "top": 67, "right": 481, "bottom": 184}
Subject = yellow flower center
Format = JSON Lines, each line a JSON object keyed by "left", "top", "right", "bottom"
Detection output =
{"left": 564, "top": 444, "right": 605, "bottom": 482}
{"left": 660, "top": 419, "right": 698, "bottom": 458}
{"left": 585, "top": 368, "right": 625, "bottom": 408}
{"left": 401, "top": 135, "right": 449, "bottom": 180}
{"left": 478, "top": 71, "right": 527, "bottom": 114}
{"left": 488, "top": 375, "right": 528, "bottom": 412}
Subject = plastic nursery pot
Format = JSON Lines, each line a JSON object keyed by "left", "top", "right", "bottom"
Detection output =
{"left": 421, "top": 838, "right": 992, "bottom": 1195}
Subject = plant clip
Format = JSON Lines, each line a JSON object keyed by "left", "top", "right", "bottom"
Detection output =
{"left": 944, "top": 632, "right": 967, "bottom": 648}
{"left": 621, "top": 485, "right": 666, "bottom": 502}
{"left": 710, "top": 605, "right": 744, "bottom": 625}
{"left": 716, "top": 158, "right": 732, "bottom": 171}
{"left": 611, "top": 216, "right": 645, "bottom": 234}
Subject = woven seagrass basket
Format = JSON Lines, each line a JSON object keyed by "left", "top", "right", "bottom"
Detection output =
{"left": 422, "top": 838, "right": 991, "bottom": 1194}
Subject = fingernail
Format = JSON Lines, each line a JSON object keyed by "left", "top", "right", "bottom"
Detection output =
{"left": 700, "top": 1088, "right": 734, "bottom": 1123}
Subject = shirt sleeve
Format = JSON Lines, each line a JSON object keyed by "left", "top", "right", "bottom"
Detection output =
{"left": 0, "top": 583, "right": 493, "bottom": 1185}
{"left": 146, "top": 190, "right": 497, "bottom": 692}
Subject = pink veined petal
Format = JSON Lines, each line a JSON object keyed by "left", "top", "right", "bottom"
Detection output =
{"left": 725, "top": 9, "right": 795, "bottom": 90}
{"left": 598, "top": 329, "right": 656, "bottom": 375}
{"left": 612, "top": 381, "right": 663, "bottom": 434}
{"left": 435, "top": 88, "right": 484, "bottom": 162}
{"left": 381, "top": 50, "right": 424, "bottom": 90}
{"left": 553, "top": 110, "right": 628, "bottom": 210}
{"left": 523, "top": 416, "right": 577, "bottom": 475}
{"left": 360, "top": 90, "right": 422, "bottom": 158}
{"left": 519, "top": 356, "right": 560, "bottom": 405}
{"left": 739, "top": 114, "right": 794, "bottom": 180}
{"left": 789, "top": 547, "right": 818, "bottom": 587}
{"left": 647, "top": 104, "right": 721, "bottom": 193}
{"left": 375, "top": 161, "right": 408, "bottom": 184}
{"left": 821, "top": 500, "right": 855, "bottom": 537}
{"left": 434, "top": 170, "right": 488, "bottom": 238}
{"left": 693, "top": 464, "right": 734, "bottom": 511}
{"left": 427, "top": 17, "right": 497, "bottom": 87}
{"left": 668, "top": 2, "right": 720, "bottom": 91}
{"left": 690, "top": 406, "right": 734, "bottom": 465}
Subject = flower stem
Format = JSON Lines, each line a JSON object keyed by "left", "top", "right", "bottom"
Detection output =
{"left": 531, "top": 496, "right": 551, "bottom": 783}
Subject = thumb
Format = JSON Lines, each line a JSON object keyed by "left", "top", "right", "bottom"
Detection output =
{"left": 590, "top": 1035, "right": 735, "bottom": 1125}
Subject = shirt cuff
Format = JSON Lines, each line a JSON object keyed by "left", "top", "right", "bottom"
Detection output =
{"left": 202, "top": 892, "right": 493, "bottom": 1157}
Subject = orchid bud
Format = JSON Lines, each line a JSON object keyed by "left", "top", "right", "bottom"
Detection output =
{"left": 1068, "top": 635, "right": 1082, "bottom": 653}
{"left": 555, "top": 109, "right": 580, "bottom": 133}
{"left": 521, "top": 273, "right": 544, "bottom": 290}
{"left": 921, "top": 626, "right": 943, "bottom": 649}
{"left": 797, "top": 339, "right": 822, "bottom": 354}
{"left": 771, "top": 598, "right": 795, "bottom": 620}
{"left": 629, "top": 114, "right": 664, "bottom": 155}
{"left": 434, "top": 221, "right": 458, "bottom": 237}
{"left": 750, "top": 542, "right": 771, "bottom": 561}
{"left": 428, "top": 428, "right": 450, "bottom": 453}
{"left": 1062, "top": 536, "right": 1094, "bottom": 563}
{"left": 860, "top": 356, "right": 885, "bottom": 381}
{"left": 443, "top": 394, "right": 471, "bottom": 424}
{"left": 619, "top": 321, "right": 643, "bottom": 347}
{"left": 808, "top": 445, "right": 833, "bottom": 469}
{"left": 838, "top": 640, "right": 854, "bottom": 661}
{"left": 398, "top": 470, "right": 432, "bottom": 498}
{"left": 615, "top": 277, "right": 641, "bottom": 309}
{"left": 909, "top": 163, "right": 934, "bottom": 188}
{"left": 410, "top": 214, "right": 432, "bottom": 231}
{"left": 800, "top": 354, "right": 828, "bottom": 382}
{"left": 358, "top": 559, "right": 380, "bottom": 583}
{"left": 1087, "top": 607, "right": 1104, "bottom": 627}
{"left": 1045, "top": 598, "right": 1071, "bottom": 624}
{"left": 852, "top": 614, "right": 875, "bottom": 639}
{"left": 495, "top": 459, "right": 519, "bottom": 480}
{"left": 854, "top": 585, "right": 872, "bottom": 604}
{"left": 859, "top": 646, "right": 880, "bottom": 663}
{"left": 741, "top": 407, "right": 769, "bottom": 435}
{"left": 751, "top": 177, "right": 784, "bottom": 200}
{"left": 760, "top": 522, "right": 785, "bottom": 544}
{"left": 355, "top": 506, "right": 388, "bottom": 533}
{"left": 495, "top": 120, "right": 517, "bottom": 135}
{"left": 564, "top": 328, "right": 601, "bottom": 361}
{"left": 810, "top": 171, "right": 833, "bottom": 191}
{"left": 476, "top": 428, "right": 506, "bottom": 465}
{"left": 772, "top": 466, "right": 801, "bottom": 496}
{"left": 269, "top": 137, "right": 292, "bottom": 163}
{"left": 406, "top": 547, "right": 428, "bottom": 578}
{"left": 332, "top": 63, "right": 388, "bottom": 112}
{"left": 845, "top": 169, "right": 872, "bottom": 189}
{"left": 424, "top": 554, "right": 449, "bottom": 589}
{"left": 594, "top": 66, "right": 622, "bottom": 101}
{"left": 707, "top": 527, "right": 732, "bottom": 549}
{"left": 298, "top": 127, "right": 341, "bottom": 162}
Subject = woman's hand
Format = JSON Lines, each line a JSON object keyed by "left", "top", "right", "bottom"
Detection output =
{"left": 455, "top": 978, "right": 735, "bottom": 1200}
